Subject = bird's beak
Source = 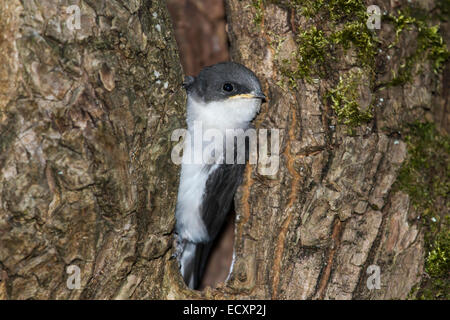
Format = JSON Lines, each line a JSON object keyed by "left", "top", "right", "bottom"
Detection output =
{"left": 229, "top": 92, "right": 267, "bottom": 101}
{"left": 252, "top": 91, "right": 267, "bottom": 101}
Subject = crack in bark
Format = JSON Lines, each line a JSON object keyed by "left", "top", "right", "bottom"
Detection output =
{"left": 271, "top": 107, "right": 300, "bottom": 298}
{"left": 315, "top": 218, "right": 343, "bottom": 299}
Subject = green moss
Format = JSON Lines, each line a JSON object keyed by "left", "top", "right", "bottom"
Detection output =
{"left": 384, "top": 10, "right": 449, "bottom": 86}
{"left": 332, "top": 21, "right": 377, "bottom": 69}
{"left": 327, "top": 69, "right": 373, "bottom": 128}
{"left": 418, "top": 24, "right": 450, "bottom": 73}
{"left": 292, "top": 0, "right": 367, "bottom": 21}
{"left": 283, "top": 19, "right": 377, "bottom": 82}
{"left": 386, "top": 12, "right": 417, "bottom": 41}
{"left": 259, "top": 1, "right": 448, "bottom": 133}
{"left": 419, "top": 227, "right": 450, "bottom": 299}
{"left": 395, "top": 122, "right": 450, "bottom": 300}
{"left": 280, "top": 0, "right": 376, "bottom": 82}
{"left": 273, "top": 0, "right": 378, "bottom": 130}
{"left": 287, "top": 26, "right": 330, "bottom": 80}
{"left": 259, "top": 1, "right": 448, "bottom": 87}
{"left": 396, "top": 122, "right": 449, "bottom": 222}
{"left": 251, "top": 0, "right": 265, "bottom": 26}
{"left": 426, "top": 230, "right": 450, "bottom": 278}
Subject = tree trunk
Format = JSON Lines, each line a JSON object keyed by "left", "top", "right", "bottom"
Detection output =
{"left": 222, "top": 0, "right": 448, "bottom": 299}
{"left": 223, "top": 0, "right": 448, "bottom": 300}
{"left": 0, "top": 0, "right": 186, "bottom": 299}
{"left": 0, "top": 0, "right": 448, "bottom": 300}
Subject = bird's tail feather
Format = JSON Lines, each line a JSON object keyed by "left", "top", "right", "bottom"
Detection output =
{"left": 178, "top": 241, "right": 212, "bottom": 289}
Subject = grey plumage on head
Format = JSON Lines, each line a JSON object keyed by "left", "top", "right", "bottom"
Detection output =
{"left": 183, "top": 75, "right": 195, "bottom": 89}
{"left": 183, "top": 62, "right": 265, "bottom": 103}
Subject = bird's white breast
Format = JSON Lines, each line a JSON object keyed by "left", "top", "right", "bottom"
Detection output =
{"left": 186, "top": 95, "right": 261, "bottom": 130}
{"left": 175, "top": 95, "right": 261, "bottom": 243}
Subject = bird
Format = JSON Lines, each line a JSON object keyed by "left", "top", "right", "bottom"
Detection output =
{"left": 174, "top": 62, "right": 266, "bottom": 289}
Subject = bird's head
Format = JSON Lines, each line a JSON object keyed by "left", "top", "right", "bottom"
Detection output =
{"left": 183, "top": 62, "right": 266, "bottom": 127}
{"left": 184, "top": 62, "right": 266, "bottom": 102}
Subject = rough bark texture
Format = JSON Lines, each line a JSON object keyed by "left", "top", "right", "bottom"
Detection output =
{"left": 221, "top": 0, "right": 447, "bottom": 300}
{"left": 0, "top": 0, "right": 448, "bottom": 300}
{"left": 0, "top": 0, "right": 187, "bottom": 299}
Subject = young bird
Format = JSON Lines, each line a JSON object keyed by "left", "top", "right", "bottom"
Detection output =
{"left": 175, "top": 62, "right": 266, "bottom": 289}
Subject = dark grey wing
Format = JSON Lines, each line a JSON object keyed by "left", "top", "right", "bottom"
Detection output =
{"left": 188, "top": 129, "right": 251, "bottom": 289}
{"left": 201, "top": 128, "right": 251, "bottom": 239}
{"left": 187, "top": 163, "right": 244, "bottom": 289}
{"left": 201, "top": 163, "right": 245, "bottom": 240}
{"left": 178, "top": 240, "right": 213, "bottom": 290}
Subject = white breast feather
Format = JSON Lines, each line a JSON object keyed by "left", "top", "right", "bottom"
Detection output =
{"left": 175, "top": 96, "right": 261, "bottom": 243}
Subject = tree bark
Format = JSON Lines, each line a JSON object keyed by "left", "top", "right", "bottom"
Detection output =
{"left": 222, "top": 0, "right": 447, "bottom": 299}
{"left": 0, "top": 0, "right": 186, "bottom": 299}
{"left": 0, "top": 0, "right": 447, "bottom": 300}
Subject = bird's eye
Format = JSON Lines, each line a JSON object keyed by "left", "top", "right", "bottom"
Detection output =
{"left": 223, "top": 83, "right": 234, "bottom": 92}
